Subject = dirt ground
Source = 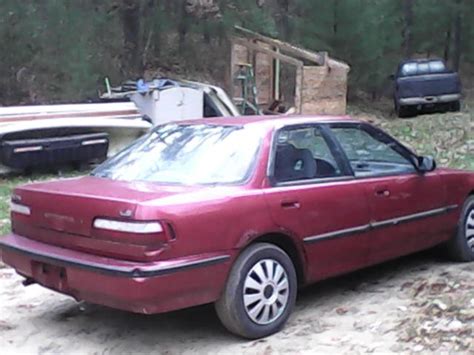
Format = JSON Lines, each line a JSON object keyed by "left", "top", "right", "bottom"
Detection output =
{"left": 0, "top": 248, "right": 472, "bottom": 354}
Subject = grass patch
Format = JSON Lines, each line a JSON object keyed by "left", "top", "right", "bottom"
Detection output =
{"left": 0, "top": 171, "right": 84, "bottom": 235}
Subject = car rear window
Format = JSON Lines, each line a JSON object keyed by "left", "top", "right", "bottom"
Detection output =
{"left": 92, "top": 123, "right": 263, "bottom": 185}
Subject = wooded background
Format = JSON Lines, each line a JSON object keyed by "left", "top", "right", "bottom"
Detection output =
{"left": 1, "top": 0, "right": 472, "bottom": 105}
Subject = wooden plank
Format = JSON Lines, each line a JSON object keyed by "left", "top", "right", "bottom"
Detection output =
{"left": 295, "top": 66, "right": 304, "bottom": 113}
{"left": 230, "top": 38, "right": 236, "bottom": 99}
{"left": 255, "top": 47, "right": 273, "bottom": 105}
{"left": 235, "top": 25, "right": 327, "bottom": 66}
{"left": 274, "top": 48, "right": 281, "bottom": 100}
{"left": 232, "top": 37, "right": 304, "bottom": 68}
{"left": 0, "top": 102, "right": 137, "bottom": 116}
{"left": 0, "top": 109, "right": 140, "bottom": 123}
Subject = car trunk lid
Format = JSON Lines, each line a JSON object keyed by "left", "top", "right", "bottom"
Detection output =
{"left": 10, "top": 176, "right": 199, "bottom": 261}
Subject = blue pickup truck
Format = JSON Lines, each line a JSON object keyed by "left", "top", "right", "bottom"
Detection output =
{"left": 393, "top": 59, "right": 462, "bottom": 118}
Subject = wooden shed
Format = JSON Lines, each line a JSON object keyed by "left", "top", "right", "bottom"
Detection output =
{"left": 230, "top": 26, "right": 350, "bottom": 115}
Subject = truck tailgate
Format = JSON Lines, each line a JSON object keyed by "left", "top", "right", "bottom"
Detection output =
{"left": 397, "top": 73, "right": 460, "bottom": 98}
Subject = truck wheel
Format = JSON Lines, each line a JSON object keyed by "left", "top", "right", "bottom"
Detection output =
{"left": 396, "top": 105, "right": 414, "bottom": 118}
{"left": 215, "top": 243, "right": 297, "bottom": 339}
{"left": 449, "top": 101, "right": 461, "bottom": 112}
{"left": 447, "top": 196, "right": 474, "bottom": 262}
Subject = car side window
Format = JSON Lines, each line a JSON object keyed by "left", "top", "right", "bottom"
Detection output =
{"left": 330, "top": 125, "right": 416, "bottom": 177}
{"left": 273, "top": 126, "right": 343, "bottom": 183}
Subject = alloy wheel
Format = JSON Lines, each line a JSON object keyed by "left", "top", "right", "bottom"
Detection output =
{"left": 242, "top": 259, "right": 289, "bottom": 325}
{"left": 466, "top": 208, "right": 474, "bottom": 250}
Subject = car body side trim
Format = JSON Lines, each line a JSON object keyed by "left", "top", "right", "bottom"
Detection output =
{"left": 304, "top": 204, "right": 458, "bottom": 244}
{"left": 0, "top": 237, "right": 230, "bottom": 278}
{"left": 303, "top": 225, "right": 370, "bottom": 244}
{"left": 370, "top": 207, "right": 448, "bottom": 229}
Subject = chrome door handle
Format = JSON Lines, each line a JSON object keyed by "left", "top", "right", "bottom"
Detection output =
{"left": 375, "top": 189, "right": 390, "bottom": 197}
{"left": 281, "top": 200, "right": 301, "bottom": 209}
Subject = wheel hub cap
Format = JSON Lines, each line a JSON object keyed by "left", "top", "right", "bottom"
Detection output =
{"left": 263, "top": 285, "right": 274, "bottom": 299}
{"left": 243, "top": 259, "right": 289, "bottom": 325}
{"left": 466, "top": 209, "right": 474, "bottom": 250}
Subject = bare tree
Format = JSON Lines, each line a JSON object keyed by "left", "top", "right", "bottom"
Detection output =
{"left": 402, "top": 0, "right": 414, "bottom": 58}
{"left": 120, "top": 0, "right": 141, "bottom": 76}
{"left": 452, "top": 0, "right": 462, "bottom": 71}
{"left": 277, "top": 0, "right": 290, "bottom": 39}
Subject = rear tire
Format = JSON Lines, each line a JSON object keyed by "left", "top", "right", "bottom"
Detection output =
{"left": 215, "top": 243, "right": 297, "bottom": 339}
{"left": 449, "top": 100, "right": 461, "bottom": 112}
{"left": 396, "top": 103, "right": 416, "bottom": 118}
{"left": 447, "top": 196, "right": 474, "bottom": 262}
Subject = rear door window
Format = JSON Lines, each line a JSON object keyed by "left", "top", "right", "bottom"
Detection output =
{"left": 273, "top": 125, "right": 344, "bottom": 183}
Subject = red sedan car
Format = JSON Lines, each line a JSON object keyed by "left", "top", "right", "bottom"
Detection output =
{"left": 1, "top": 116, "right": 473, "bottom": 338}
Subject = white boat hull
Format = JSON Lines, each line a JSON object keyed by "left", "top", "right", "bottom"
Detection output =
{"left": 0, "top": 103, "right": 151, "bottom": 174}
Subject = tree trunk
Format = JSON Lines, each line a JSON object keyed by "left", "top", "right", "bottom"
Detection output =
{"left": 443, "top": 28, "right": 451, "bottom": 63}
{"left": 203, "top": 21, "right": 211, "bottom": 44}
{"left": 277, "top": 0, "right": 290, "bottom": 39}
{"left": 333, "top": 0, "right": 339, "bottom": 36}
{"left": 178, "top": 1, "right": 189, "bottom": 51}
{"left": 120, "top": 0, "right": 141, "bottom": 76}
{"left": 402, "top": 0, "right": 414, "bottom": 58}
{"left": 452, "top": 0, "right": 462, "bottom": 71}
{"left": 141, "top": 0, "right": 160, "bottom": 69}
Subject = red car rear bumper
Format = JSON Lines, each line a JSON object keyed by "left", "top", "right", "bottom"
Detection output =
{"left": 0, "top": 234, "right": 231, "bottom": 314}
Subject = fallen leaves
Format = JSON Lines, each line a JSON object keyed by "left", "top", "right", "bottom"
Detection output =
{"left": 397, "top": 277, "right": 474, "bottom": 352}
{"left": 336, "top": 307, "right": 349, "bottom": 315}
{"left": 0, "top": 320, "right": 16, "bottom": 331}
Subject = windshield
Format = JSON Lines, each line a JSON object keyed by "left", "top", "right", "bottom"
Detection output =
{"left": 92, "top": 123, "right": 262, "bottom": 185}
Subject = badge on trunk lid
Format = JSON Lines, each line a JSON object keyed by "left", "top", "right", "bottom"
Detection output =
{"left": 44, "top": 213, "right": 79, "bottom": 232}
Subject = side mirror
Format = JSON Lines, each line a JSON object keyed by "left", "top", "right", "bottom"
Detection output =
{"left": 417, "top": 156, "right": 436, "bottom": 173}
{"left": 388, "top": 74, "right": 395, "bottom": 80}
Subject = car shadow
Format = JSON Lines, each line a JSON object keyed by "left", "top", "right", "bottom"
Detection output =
{"left": 298, "top": 246, "right": 449, "bottom": 300}
{"left": 33, "top": 247, "right": 453, "bottom": 349}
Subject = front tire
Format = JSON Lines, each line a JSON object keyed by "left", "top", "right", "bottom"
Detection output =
{"left": 447, "top": 196, "right": 474, "bottom": 262}
{"left": 215, "top": 243, "right": 297, "bottom": 339}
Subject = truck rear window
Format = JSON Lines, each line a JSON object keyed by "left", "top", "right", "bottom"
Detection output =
{"left": 400, "top": 60, "right": 447, "bottom": 76}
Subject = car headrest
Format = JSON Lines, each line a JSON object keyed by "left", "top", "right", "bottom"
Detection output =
{"left": 274, "top": 144, "right": 316, "bottom": 181}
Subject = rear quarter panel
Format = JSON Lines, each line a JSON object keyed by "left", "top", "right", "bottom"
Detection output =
{"left": 136, "top": 188, "right": 281, "bottom": 261}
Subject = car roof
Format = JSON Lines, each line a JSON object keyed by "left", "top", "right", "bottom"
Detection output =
{"left": 176, "top": 115, "right": 360, "bottom": 129}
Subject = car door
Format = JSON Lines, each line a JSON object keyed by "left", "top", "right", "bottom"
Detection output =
{"left": 263, "top": 124, "right": 374, "bottom": 283}
{"left": 328, "top": 122, "right": 449, "bottom": 265}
